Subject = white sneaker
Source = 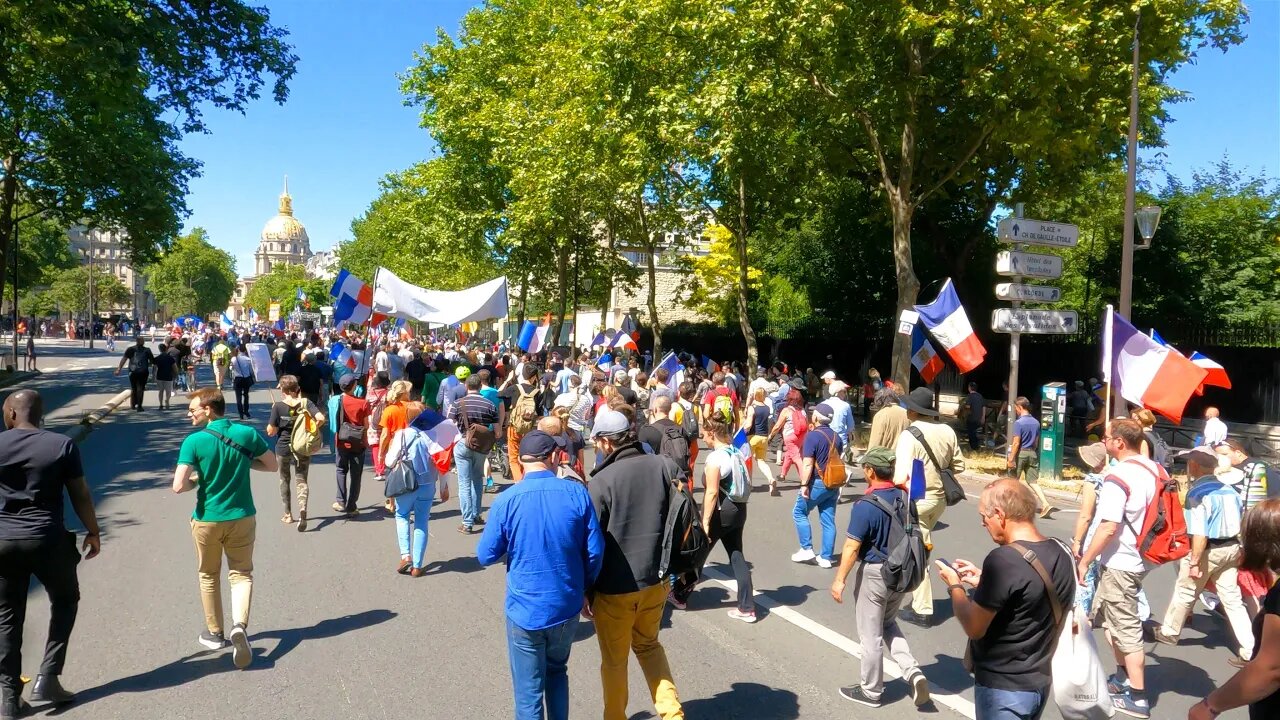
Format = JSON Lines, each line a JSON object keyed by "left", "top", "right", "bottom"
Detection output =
{"left": 791, "top": 548, "right": 816, "bottom": 563}
{"left": 728, "top": 608, "right": 758, "bottom": 624}
{"left": 228, "top": 623, "right": 252, "bottom": 670}
{"left": 816, "top": 557, "right": 834, "bottom": 569}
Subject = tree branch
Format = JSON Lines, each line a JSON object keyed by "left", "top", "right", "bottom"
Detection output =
{"left": 855, "top": 110, "right": 896, "bottom": 196}
{"left": 913, "top": 125, "right": 994, "bottom": 210}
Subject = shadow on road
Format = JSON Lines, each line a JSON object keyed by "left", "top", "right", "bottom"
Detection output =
{"left": 58, "top": 609, "right": 398, "bottom": 709}
{"left": 676, "top": 681, "right": 801, "bottom": 719}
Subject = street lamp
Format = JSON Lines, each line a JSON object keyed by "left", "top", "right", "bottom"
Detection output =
{"left": 1134, "top": 205, "right": 1162, "bottom": 250}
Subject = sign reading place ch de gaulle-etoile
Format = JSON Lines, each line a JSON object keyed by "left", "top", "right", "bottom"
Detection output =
{"left": 996, "top": 217, "right": 1080, "bottom": 248}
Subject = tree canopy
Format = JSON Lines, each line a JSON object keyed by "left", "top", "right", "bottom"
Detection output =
{"left": 242, "top": 263, "right": 328, "bottom": 319}
{"left": 145, "top": 228, "right": 237, "bottom": 317}
{"left": 44, "top": 266, "right": 130, "bottom": 316}
{"left": 0, "top": 0, "right": 296, "bottom": 280}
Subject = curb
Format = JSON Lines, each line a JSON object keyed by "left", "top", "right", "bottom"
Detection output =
{"left": 958, "top": 470, "right": 1084, "bottom": 506}
{"left": 64, "top": 389, "right": 131, "bottom": 445}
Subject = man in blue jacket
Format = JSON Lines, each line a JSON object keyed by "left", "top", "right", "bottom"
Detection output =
{"left": 477, "top": 430, "right": 604, "bottom": 720}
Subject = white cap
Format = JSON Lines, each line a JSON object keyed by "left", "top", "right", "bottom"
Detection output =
{"left": 821, "top": 371, "right": 837, "bottom": 380}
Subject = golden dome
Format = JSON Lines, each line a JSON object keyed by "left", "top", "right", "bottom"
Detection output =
{"left": 259, "top": 176, "right": 310, "bottom": 246}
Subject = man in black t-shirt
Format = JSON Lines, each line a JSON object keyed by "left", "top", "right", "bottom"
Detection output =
{"left": 937, "top": 478, "right": 1074, "bottom": 720}
{"left": 0, "top": 390, "right": 101, "bottom": 714}
{"left": 153, "top": 343, "right": 178, "bottom": 410}
{"left": 114, "top": 336, "right": 155, "bottom": 411}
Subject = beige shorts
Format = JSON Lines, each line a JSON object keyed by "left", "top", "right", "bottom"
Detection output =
{"left": 748, "top": 435, "right": 768, "bottom": 460}
{"left": 1093, "top": 566, "right": 1147, "bottom": 654}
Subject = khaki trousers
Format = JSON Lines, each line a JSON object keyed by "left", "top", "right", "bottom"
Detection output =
{"left": 591, "top": 582, "right": 684, "bottom": 720}
{"left": 191, "top": 516, "right": 255, "bottom": 635}
{"left": 911, "top": 495, "right": 946, "bottom": 616}
{"left": 1160, "top": 542, "right": 1254, "bottom": 659}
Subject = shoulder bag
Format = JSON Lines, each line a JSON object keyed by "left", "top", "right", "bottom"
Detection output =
{"left": 203, "top": 426, "right": 254, "bottom": 459}
{"left": 908, "top": 426, "right": 966, "bottom": 506}
{"left": 336, "top": 398, "right": 367, "bottom": 450}
{"left": 383, "top": 430, "right": 421, "bottom": 498}
{"left": 459, "top": 398, "right": 497, "bottom": 454}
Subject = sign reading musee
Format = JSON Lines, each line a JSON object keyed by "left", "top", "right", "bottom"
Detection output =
{"left": 991, "top": 308, "right": 1079, "bottom": 334}
{"left": 997, "top": 217, "right": 1080, "bottom": 247}
{"left": 995, "top": 283, "right": 1062, "bottom": 303}
{"left": 995, "top": 250, "right": 1063, "bottom": 279}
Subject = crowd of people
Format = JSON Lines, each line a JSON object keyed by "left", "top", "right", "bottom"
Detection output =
{"left": 0, "top": 324, "right": 1276, "bottom": 720}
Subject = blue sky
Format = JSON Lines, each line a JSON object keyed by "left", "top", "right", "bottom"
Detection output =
{"left": 179, "top": 1, "right": 1280, "bottom": 278}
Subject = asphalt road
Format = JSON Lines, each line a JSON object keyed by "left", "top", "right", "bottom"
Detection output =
{"left": 10, "top": 356, "right": 1251, "bottom": 719}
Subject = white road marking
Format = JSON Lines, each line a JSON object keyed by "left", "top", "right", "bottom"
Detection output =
{"left": 702, "top": 566, "right": 977, "bottom": 719}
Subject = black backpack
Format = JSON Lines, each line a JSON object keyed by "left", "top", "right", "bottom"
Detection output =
{"left": 659, "top": 461, "right": 708, "bottom": 578}
{"left": 658, "top": 422, "right": 691, "bottom": 473}
{"left": 129, "top": 347, "right": 152, "bottom": 374}
{"left": 678, "top": 403, "right": 699, "bottom": 443}
{"left": 863, "top": 489, "right": 928, "bottom": 593}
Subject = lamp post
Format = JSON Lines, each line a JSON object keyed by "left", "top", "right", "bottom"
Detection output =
{"left": 1118, "top": 9, "right": 1147, "bottom": 319}
{"left": 1135, "top": 205, "right": 1162, "bottom": 249}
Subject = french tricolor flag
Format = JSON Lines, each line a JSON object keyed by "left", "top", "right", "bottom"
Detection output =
{"left": 329, "top": 269, "right": 374, "bottom": 327}
{"left": 913, "top": 279, "right": 986, "bottom": 373}
{"left": 410, "top": 408, "right": 460, "bottom": 474}
{"left": 732, "top": 428, "right": 754, "bottom": 476}
{"left": 1104, "top": 307, "right": 1207, "bottom": 424}
{"left": 910, "top": 324, "right": 945, "bottom": 384}
{"left": 1150, "top": 329, "right": 1232, "bottom": 392}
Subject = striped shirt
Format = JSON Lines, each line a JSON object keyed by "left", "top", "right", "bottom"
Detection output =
{"left": 449, "top": 392, "right": 498, "bottom": 429}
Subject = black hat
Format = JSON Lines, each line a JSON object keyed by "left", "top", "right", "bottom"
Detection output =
{"left": 902, "top": 387, "right": 940, "bottom": 417}
{"left": 518, "top": 430, "right": 566, "bottom": 459}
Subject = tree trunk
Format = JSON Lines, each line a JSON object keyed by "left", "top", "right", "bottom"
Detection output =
{"left": 889, "top": 198, "right": 920, "bottom": 388}
{"left": 516, "top": 270, "right": 529, "bottom": 329}
{"left": 553, "top": 240, "right": 570, "bottom": 350}
{"left": 637, "top": 196, "right": 663, "bottom": 362}
{"left": 735, "top": 173, "right": 758, "bottom": 369}
{"left": 600, "top": 215, "right": 617, "bottom": 331}
{"left": 0, "top": 155, "right": 17, "bottom": 315}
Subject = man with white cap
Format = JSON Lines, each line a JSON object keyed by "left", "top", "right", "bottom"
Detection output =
{"left": 1153, "top": 447, "right": 1254, "bottom": 665}
{"left": 824, "top": 381, "right": 856, "bottom": 454}
{"left": 820, "top": 370, "right": 838, "bottom": 399}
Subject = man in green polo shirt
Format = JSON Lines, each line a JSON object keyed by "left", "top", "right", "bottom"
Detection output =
{"left": 172, "top": 387, "right": 276, "bottom": 669}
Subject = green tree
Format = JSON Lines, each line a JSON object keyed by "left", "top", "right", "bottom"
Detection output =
{"left": 145, "top": 228, "right": 237, "bottom": 317}
{"left": 46, "top": 266, "right": 130, "bottom": 316}
{"left": 3, "top": 209, "right": 77, "bottom": 308}
{"left": 774, "top": 0, "right": 1244, "bottom": 384}
{"left": 760, "top": 276, "right": 811, "bottom": 361}
{"left": 242, "top": 263, "right": 327, "bottom": 319}
{"left": 684, "top": 224, "right": 762, "bottom": 323}
{"left": 0, "top": 0, "right": 297, "bottom": 278}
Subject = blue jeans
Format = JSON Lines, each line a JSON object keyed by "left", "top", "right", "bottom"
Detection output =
{"left": 506, "top": 615, "right": 576, "bottom": 720}
{"left": 974, "top": 685, "right": 1049, "bottom": 720}
{"left": 454, "top": 444, "right": 486, "bottom": 528}
{"left": 395, "top": 480, "right": 435, "bottom": 569}
{"left": 793, "top": 482, "right": 838, "bottom": 561}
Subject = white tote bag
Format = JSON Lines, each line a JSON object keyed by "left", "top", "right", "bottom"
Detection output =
{"left": 1051, "top": 605, "right": 1114, "bottom": 719}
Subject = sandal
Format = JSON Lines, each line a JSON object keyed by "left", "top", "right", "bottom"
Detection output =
{"left": 281, "top": 513, "right": 293, "bottom": 524}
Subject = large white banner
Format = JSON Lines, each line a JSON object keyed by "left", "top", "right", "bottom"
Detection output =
{"left": 372, "top": 269, "right": 509, "bottom": 326}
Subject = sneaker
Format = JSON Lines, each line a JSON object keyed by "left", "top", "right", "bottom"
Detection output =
{"left": 791, "top": 548, "right": 816, "bottom": 563}
{"left": 907, "top": 671, "right": 930, "bottom": 707}
{"left": 1106, "top": 673, "right": 1131, "bottom": 695}
{"left": 816, "top": 557, "right": 834, "bottom": 569}
{"left": 198, "top": 630, "right": 227, "bottom": 650}
{"left": 838, "top": 686, "right": 881, "bottom": 708}
{"left": 331, "top": 502, "right": 345, "bottom": 512}
{"left": 727, "top": 609, "right": 758, "bottom": 624}
{"left": 228, "top": 624, "right": 252, "bottom": 670}
{"left": 296, "top": 510, "right": 307, "bottom": 533}
{"left": 666, "top": 590, "right": 687, "bottom": 610}
{"left": 1112, "top": 690, "right": 1150, "bottom": 719}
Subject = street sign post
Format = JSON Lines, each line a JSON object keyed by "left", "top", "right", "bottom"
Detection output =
{"left": 991, "top": 308, "right": 1079, "bottom": 334}
{"left": 995, "top": 250, "right": 1063, "bottom": 279}
{"left": 997, "top": 217, "right": 1080, "bottom": 247}
{"left": 995, "top": 283, "right": 1062, "bottom": 303}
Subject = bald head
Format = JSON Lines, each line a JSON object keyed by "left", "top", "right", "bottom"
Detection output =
{"left": 1205, "top": 407, "right": 1220, "bottom": 419}
{"left": 3, "top": 389, "right": 43, "bottom": 429}
{"left": 981, "top": 478, "right": 1038, "bottom": 523}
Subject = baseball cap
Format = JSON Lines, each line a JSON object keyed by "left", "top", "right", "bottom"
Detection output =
{"left": 591, "top": 408, "right": 631, "bottom": 438}
{"left": 338, "top": 375, "right": 357, "bottom": 390}
{"left": 553, "top": 393, "right": 576, "bottom": 409}
{"left": 859, "top": 446, "right": 896, "bottom": 469}
{"left": 813, "top": 402, "right": 834, "bottom": 422}
{"left": 828, "top": 380, "right": 849, "bottom": 394}
{"left": 518, "top": 430, "right": 566, "bottom": 459}
{"left": 821, "top": 370, "right": 837, "bottom": 380}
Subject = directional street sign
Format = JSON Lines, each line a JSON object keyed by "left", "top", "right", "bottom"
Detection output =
{"left": 991, "top": 308, "right": 1079, "bottom": 334}
{"left": 995, "top": 250, "right": 1063, "bottom": 279}
{"left": 997, "top": 217, "right": 1080, "bottom": 247}
{"left": 995, "top": 283, "right": 1062, "bottom": 303}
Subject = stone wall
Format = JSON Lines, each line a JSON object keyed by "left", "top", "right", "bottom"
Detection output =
{"left": 608, "top": 267, "right": 709, "bottom": 327}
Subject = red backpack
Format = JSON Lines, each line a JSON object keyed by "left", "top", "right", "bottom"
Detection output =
{"left": 1105, "top": 459, "right": 1190, "bottom": 565}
